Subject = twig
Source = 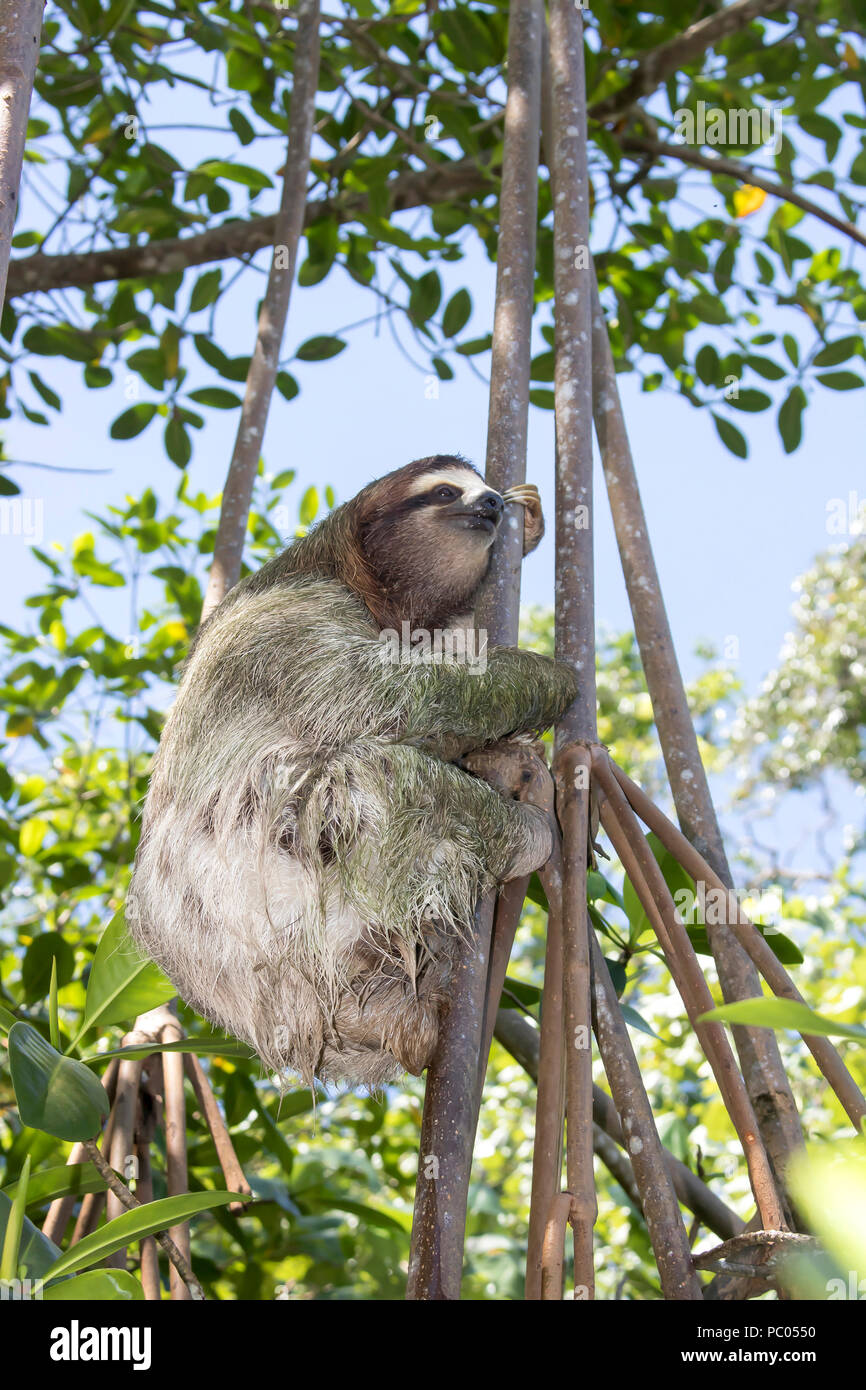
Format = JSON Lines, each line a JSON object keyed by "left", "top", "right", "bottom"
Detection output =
{"left": 184, "top": 1054, "right": 252, "bottom": 1214}
{"left": 159, "top": 1009, "right": 191, "bottom": 1301}
{"left": 592, "top": 749, "right": 785, "bottom": 1232}
{"left": 82, "top": 1141, "right": 205, "bottom": 1301}
{"left": 494, "top": 1008, "right": 745, "bottom": 1243}
{"left": 611, "top": 763, "right": 866, "bottom": 1130}
{"left": 553, "top": 745, "right": 596, "bottom": 1299}
{"left": 589, "top": 264, "right": 804, "bottom": 1188}
{"left": 540, "top": 1191, "right": 573, "bottom": 1300}
{"left": 201, "top": 0, "right": 322, "bottom": 618}
{"left": 136, "top": 1144, "right": 161, "bottom": 1301}
{"left": 588, "top": 929, "right": 702, "bottom": 1298}
{"left": 692, "top": 1228, "right": 815, "bottom": 1272}
{"left": 622, "top": 135, "right": 866, "bottom": 253}
{"left": 526, "top": 832, "right": 566, "bottom": 1298}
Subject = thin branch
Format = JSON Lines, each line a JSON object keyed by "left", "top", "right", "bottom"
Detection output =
{"left": 494, "top": 1008, "right": 745, "bottom": 1243}
{"left": 623, "top": 135, "right": 866, "bottom": 252}
{"left": 589, "top": 262, "right": 805, "bottom": 1188}
{"left": 201, "top": 0, "right": 321, "bottom": 617}
{"left": 590, "top": 0, "right": 792, "bottom": 125}
{"left": 612, "top": 763, "right": 866, "bottom": 1131}
{"left": 540, "top": 1191, "right": 573, "bottom": 1300}
{"left": 184, "top": 1055, "right": 251, "bottom": 1214}
{"left": 526, "top": 824, "right": 566, "bottom": 1297}
{"left": 692, "top": 1229, "right": 815, "bottom": 1272}
{"left": 591, "top": 748, "right": 786, "bottom": 1233}
{"left": 82, "top": 1140, "right": 205, "bottom": 1301}
{"left": 5, "top": 155, "right": 494, "bottom": 300}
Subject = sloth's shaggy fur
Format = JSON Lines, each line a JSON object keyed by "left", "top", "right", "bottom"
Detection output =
{"left": 127, "top": 456, "right": 577, "bottom": 1086}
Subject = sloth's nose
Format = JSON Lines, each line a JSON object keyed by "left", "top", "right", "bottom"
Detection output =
{"left": 476, "top": 491, "right": 504, "bottom": 518}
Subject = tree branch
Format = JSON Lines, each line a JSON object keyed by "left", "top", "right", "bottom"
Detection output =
{"left": 201, "top": 0, "right": 322, "bottom": 617}
{"left": 82, "top": 1140, "right": 206, "bottom": 1301}
{"left": 5, "top": 155, "right": 494, "bottom": 301}
{"left": 590, "top": 0, "right": 793, "bottom": 125}
{"left": 623, "top": 134, "right": 866, "bottom": 251}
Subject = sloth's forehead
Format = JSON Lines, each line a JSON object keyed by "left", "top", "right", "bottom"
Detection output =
{"left": 404, "top": 465, "right": 493, "bottom": 498}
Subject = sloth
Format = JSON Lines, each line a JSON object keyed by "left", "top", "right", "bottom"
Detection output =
{"left": 126, "top": 456, "right": 578, "bottom": 1088}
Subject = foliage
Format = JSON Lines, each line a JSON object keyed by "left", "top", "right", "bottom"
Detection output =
{"left": 730, "top": 535, "right": 866, "bottom": 793}
{"left": 3, "top": 0, "right": 866, "bottom": 498}
{"left": 1, "top": 479, "right": 864, "bottom": 1298}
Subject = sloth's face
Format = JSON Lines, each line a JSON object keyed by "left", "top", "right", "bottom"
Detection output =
{"left": 357, "top": 458, "right": 506, "bottom": 626}
{"left": 401, "top": 464, "right": 505, "bottom": 549}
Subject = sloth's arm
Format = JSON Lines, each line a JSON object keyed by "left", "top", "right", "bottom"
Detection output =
{"left": 202, "top": 585, "right": 577, "bottom": 752}
{"left": 399, "top": 647, "right": 578, "bottom": 757}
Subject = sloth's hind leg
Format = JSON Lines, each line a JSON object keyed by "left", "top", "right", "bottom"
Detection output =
{"left": 322, "top": 923, "right": 453, "bottom": 1085}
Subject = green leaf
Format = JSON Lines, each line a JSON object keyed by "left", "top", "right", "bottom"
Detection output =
{"left": 189, "top": 269, "right": 223, "bottom": 312}
{"left": 76, "top": 908, "right": 175, "bottom": 1043}
{"left": 813, "top": 336, "right": 860, "bottom": 367}
{"left": 409, "top": 270, "right": 442, "bottom": 326}
{"left": 109, "top": 403, "right": 158, "bottom": 440}
{"left": 620, "top": 1004, "right": 662, "bottom": 1041}
{"left": 295, "top": 335, "right": 346, "bottom": 362}
{"left": 0, "top": 1155, "right": 29, "bottom": 1280}
{"left": 778, "top": 384, "right": 806, "bottom": 453}
{"left": 81, "top": 1037, "right": 253, "bottom": 1067}
{"left": 21, "top": 932, "right": 75, "bottom": 1004}
{"left": 275, "top": 371, "right": 299, "bottom": 401}
{"left": 745, "top": 354, "right": 785, "bottom": 381}
{"left": 700, "top": 997, "right": 866, "bottom": 1040}
{"left": 195, "top": 160, "right": 272, "bottom": 192}
{"left": 299, "top": 486, "right": 319, "bottom": 525}
{"left": 44, "top": 1190, "right": 250, "bottom": 1280}
{"left": 729, "top": 388, "right": 772, "bottom": 413}
{"left": 43, "top": 1269, "right": 144, "bottom": 1301}
{"left": 3, "top": 1162, "right": 105, "bottom": 1209}
{"left": 695, "top": 344, "right": 719, "bottom": 386}
{"left": 187, "top": 386, "right": 242, "bottom": 409}
{"left": 8, "top": 1023, "right": 109, "bottom": 1141}
{"left": 442, "top": 288, "right": 471, "bottom": 338}
{"left": 0, "top": 1190, "right": 61, "bottom": 1279}
{"left": 19, "top": 816, "right": 48, "bottom": 856}
{"left": 165, "top": 415, "right": 192, "bottom": 468}
{"left": 711, "top": 413, "right": 748, "bottom": 459}
{"left": 228, "top": 108, "right": 255, "bottom": 146}
{"left": 816, "top": 371, "right": 863, "bottom": 391}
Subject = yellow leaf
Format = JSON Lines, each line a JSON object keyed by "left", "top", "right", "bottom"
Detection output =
{"left": 733, "top": 185, "right": 767, "bottom": 218}
{"left": 843, "top": 42, "right": 859, "bottom": 68}
{"left": 20, "top": 817, "right": 49, "bottom": 857}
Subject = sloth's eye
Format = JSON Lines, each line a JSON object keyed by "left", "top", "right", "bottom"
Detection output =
{"left": 435, "top": 486, "right": 457, "bottom": 501}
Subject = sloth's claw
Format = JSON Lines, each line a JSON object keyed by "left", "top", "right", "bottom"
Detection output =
{"left": 502, "top": 483, "right": 544, "bottom": 556}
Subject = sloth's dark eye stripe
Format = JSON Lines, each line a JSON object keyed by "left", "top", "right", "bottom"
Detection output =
{"left": 401, "top": 487, "right": 463, "bottom": 511}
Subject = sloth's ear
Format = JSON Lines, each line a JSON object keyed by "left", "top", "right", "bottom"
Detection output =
{"left": 503, "top": 484, "right": 545, "bottom": 556}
